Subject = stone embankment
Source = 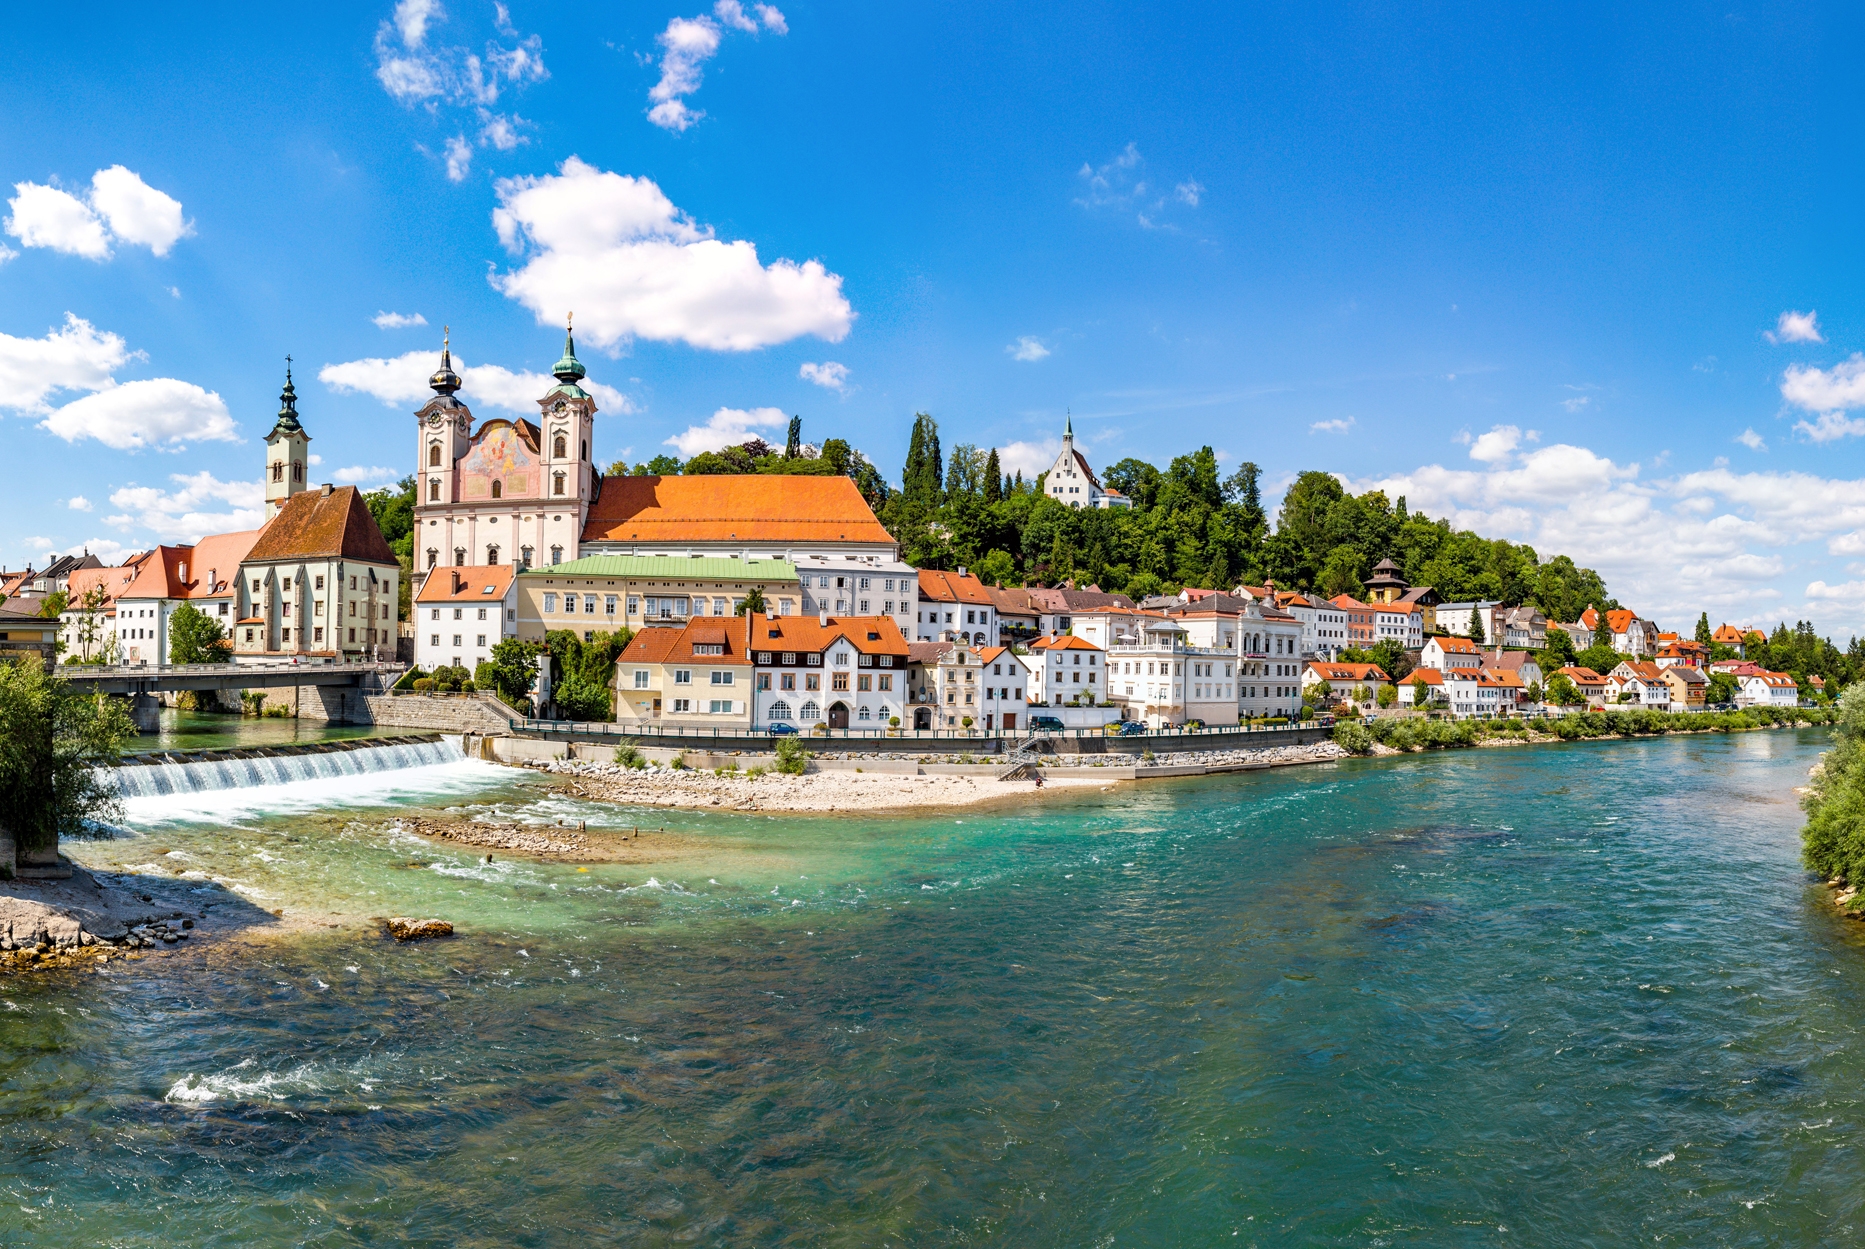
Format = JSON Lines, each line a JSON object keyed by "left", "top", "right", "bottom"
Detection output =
{"left": 1, "top": 863, "right": 213, "bottom": 971}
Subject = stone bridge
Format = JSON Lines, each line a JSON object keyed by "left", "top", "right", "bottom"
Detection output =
{"left": 61, "top": 661, "right": 406, "bottom": 729}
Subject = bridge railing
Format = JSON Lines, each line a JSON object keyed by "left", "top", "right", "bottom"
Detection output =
{"left": 61, "top": 660, "right": 408, "bottom": 679}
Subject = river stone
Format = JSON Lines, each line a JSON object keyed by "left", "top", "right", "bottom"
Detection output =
{"left": 386, "top": 917, "right": 454, "bottom": 941}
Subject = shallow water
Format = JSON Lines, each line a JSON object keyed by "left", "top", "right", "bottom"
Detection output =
{"left": 5, "top": 729, "right": 1861, "bottom": 1245}
{"left": 125, "top": 709, "right": 427, "bottom": 755}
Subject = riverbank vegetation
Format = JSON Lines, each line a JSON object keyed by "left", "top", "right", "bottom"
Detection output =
{"left": 1801, "top": 686, "right": 1865, "bottom": 897}
{"left": 1333, "top": 704, "right": 1835, "bottom": 755}
{"left": 0, "top": 662, "right": 133, "bottom": 863}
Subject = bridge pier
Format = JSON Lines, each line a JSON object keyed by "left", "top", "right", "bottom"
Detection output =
{"left": 125, "top": 693, "right": 161, "bottom": 733}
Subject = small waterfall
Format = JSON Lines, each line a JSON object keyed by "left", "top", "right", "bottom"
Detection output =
{"left": 111, "top": 738, "right": 462, "bottom": 799}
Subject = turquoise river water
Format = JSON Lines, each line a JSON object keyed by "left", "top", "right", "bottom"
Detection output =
{"left": 3, "top": 728, "right": 1861, "bottom": 1245}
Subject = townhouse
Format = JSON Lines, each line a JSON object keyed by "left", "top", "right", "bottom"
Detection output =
{"left": 986, "top": 584, "right": 1042, "bottom": 645}
{"left": 1554, "top": 665, "right": 1609, "bottom": 707}
{"left": 747, "top": 613, "right": 910, "bottom": 730}
{"left": 1711, "top": 623, "right": 1750, "bottom": 656}
{"left": 116, "top": 531, "right": 262, "bottom": 666}
{"left": 1025, "top": 635, "right": 1106, "bottom": 708}
{"left": 1495, "top": 605, "right": 1547, "bottom": 649}
{"left": 1604, "top": 660, "right": 1671, "bottom": 707}
{"left": 1420, "top": 634, "right": 1482, "bottom": 671}
{"left": 415, "top": 565, "right": 518, "bottom": 674}
{"left": 1301, "top": 661, "right": 1391, "bottom": 707}
{"left": 1552, "top": 616, "right": 1595, "bottom": 651}
{"left": 233, "top": 486, "right": 400, "bottom": 663}
{"left": 1327, "top": 594, "right": 1378, "bottom": 645}
{"left": 1025, "top": 585, "right": 1136, "bottom": 637}
{"left": 516, "top": 554, "right": 800, "bottom": 641}
{"left": 1276, "top": 590, "right": 1348, "bottom": 659}
{"left": 1479, "top": 649, "right": 1544, "bottom": 690}
{"left": 1440, "top": 667, "right": 1519, "bottom": 717}
{"left": 59, "top": 559, "right": 145, "bottom": 662}
{"left": 0, "top": 596, "right": 59, "bottom": 670}
{"left": 1655, "top": 640, "right": 1709, "bottom": 669}
{"left": 1661, "top": 663, "right": 1709, "bottom": 711}
{"left": 1396, "top": 666, "right": 1444, "bottom": 708}
{"left": 614, "top": 617, "right": 754, "bottom": 731}
{"left": 906, "top": 638, "right": 1015, "bottom": 731}
{"left": 1436, "top": 600, "right": 1502, "bottom": 642}
{"left": 1174, "top": 594, "right": 1304, "bottom": 721}
{"left": 1735, "top": 670, "right": 1799, "bottom": 709}
{"left": 917, "top": 568, "right": 997, "bottom": 645}
{"left": 1604, "top": 609, "right": 1659, "bottom": 657}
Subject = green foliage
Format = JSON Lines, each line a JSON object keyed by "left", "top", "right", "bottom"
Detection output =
{"left": 614, "top": 743, "right": 646, "bottom": 769}
{"left": 1467, "top": 605, "right": 1486, "bottom": 645}
{"left": 412, "top": 678, "right": 436, "bottom": 692}
{"left": 1546, "top": 674, "right": 1583, "bottom": 706}
{"left": 168, "top": 602, "right": 232, "bottom": 665}
{"left": 974, "top": 549, "right": 1016, "bottom": 586}
{"left": 38, "top": 589, "right": 68, "bottom": 619}
{"left": 1695, "top": 612, "right": 1713, "bottom": 645}
{"left": 394, "top": 665, "right": 428, "bottom": 691}
{"left": 737, "top": 585, "right": 766, "bottom": 616}
{"left": 1708, "top": 671, "right": 1739, "bottom": 705}
{"left": 1574, "top": 643, "right": 1622, "bottom": 676}
{"left": 643, "top": 454, "right": 683, "bottom": 475}
{"left": 1376, "top": 683, "right": 1398, "bottom": 708}
{"left": 543, "top": 628, "right": 630, "bottom": 721}
{"left": 1541, "top": 626, "right": 1577, "bottom": 670}
{"left": 483, "top": 638, "right": 543, "bottom": 705}
{"left": 1332, "top": 721, "right": 1373, "bottom": 754}
{"left": 669, "top": 753, "right": 687, "bottom": 770}
{"left": 1803, "top": 685, "right": 1865, "bottom": 888}
{"left": 0, "top": 662, "right": 133, "bottom": 855}
{"left": 774, "top": 735, "right": 809, "bottom": 775}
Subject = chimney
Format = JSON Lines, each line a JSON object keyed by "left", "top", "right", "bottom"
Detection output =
{"left": 957, "top": 566, "right": 968, "bottom": 579}
{"left": 451, "top": 570, "right": 464, "bottom": 595}
{"left": 819, "top": 609, "right": 829, "bottom": 626}
{"left": 321, "top": 483, "right": 333, "bottom": 496}
{"left": 765, "top": 607, "right": 776, "bottom": 621}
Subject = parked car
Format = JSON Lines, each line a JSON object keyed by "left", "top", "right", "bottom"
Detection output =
{"left": 1105, "top": 720, "right": 1146, "bottom": 735}
{"left": 1028, "top": 714, "right": 1066, "bottom": 732}
{"left": 1314, "top": 714, "right": 1336, "bottom": 727}
{"left": 767, "top": 722, "right": 799, "bottom": 735}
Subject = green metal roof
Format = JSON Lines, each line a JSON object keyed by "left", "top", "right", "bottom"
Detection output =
{"left": 519, "top": 555, "right": 798, "bottom": 581}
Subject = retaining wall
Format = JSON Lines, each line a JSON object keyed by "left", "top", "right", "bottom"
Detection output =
{"left": 526, "top": 722, "right": 1331, "bottom": 757}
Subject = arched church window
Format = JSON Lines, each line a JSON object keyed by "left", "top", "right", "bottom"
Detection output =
{"left": 491, "top": 480, "right": 502, "bottom": 499}
{"left": 428, "top": 478, "right": 440, "bottom": 502}
{"left": 426, "top": 549, "right": 438, "bottom": 569}
{"left": 553, "top": 472, "right": 565, "bottom": 496}
{"left": 554, "top": 434, "right": 567, "bottom": 458}
{"left": 429, "top": 443, "right": 442, "bottom": 467}
{"left": 270, "top": 463, "right": 283, "bottom": 482}
{"left": 486, "top": 546, "right": 500, "bottom": 565}
{"left": 292, "top": 462, "right": 303, "bottom": 481}
{"left": 453, "top": 547, "right": 466, "bottom": 566}
{"left": 521, "top": 546, "right": 534, "bottom": 569}
{"left": 550, "top": 545, "right": 562, "bottom": 565}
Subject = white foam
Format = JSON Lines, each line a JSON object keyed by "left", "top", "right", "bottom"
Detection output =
{"left": 120, "top": 759, "right": 518, "bottom": 827}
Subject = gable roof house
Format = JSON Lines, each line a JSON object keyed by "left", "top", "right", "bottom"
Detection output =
{"left": 748, "top": 613, "right": 911, "bottom": 731}
{"left": 613, "top": 616, "right": 754, "bottom": 731}
{"left": 1042, "top": 416, "right": 1130, "bottom": 509}
{"left": 1605, "top": 609, "right": 1659, "bottom": 657}
{"left": 234, "top": 484, "right": 401, "bottom": 663}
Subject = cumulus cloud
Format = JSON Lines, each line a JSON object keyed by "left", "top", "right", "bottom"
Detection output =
{"left": 489, "top": 157, "right": 853, "bottom": 352}
{"left": 106, "top": 471, "right": 264, "bottom": 543}
{"left": 664, "top": 405, "right": 786, "bottom": 456}
{"left": 4, "top": 167, "right": 190, "bottom": 259}
{"left": 443, "top": 135, "right": 474, "bottom": 182}
{"left": 373, "top": 311, "right": 428, "bottom": 329}
{"left": 997, "top": 438, "right": 1059, "bottom": 478}
{"left": 0, "top": 315, "right": 134, "bottom": 413}
{"left": 317, "top": 347, "right": 635, "bottom": 415}
{"left": 1766, "top": 310, "right": 1823, "bottom": 345}
{"left": 1735, "top": 427, "right": 1767, "bottom": 451}
{"left": 798, "top": 361, "right": 849, "bottom": 392}
{"left": 1310, "top": 417, "right": 1354, "bottom": 435}
{"left": 1782, "top": 354, "right": 1865, "bottom": 408}
{"left": 41, "top": 379, "right": 237, "bottom": 450}
{"left": 1794, "top": 411, "right": 1865, "bottom": 443}
{"left": 646, "top": 1, "right": 787, "bottom": 132}
{"left": 1007, "top": 336, "right": 1050, "bottom": 362}
{"left": 333, "top": 465, "right": 399, "bottom": 485}
{"left": 67, "top": 496, "right": 92, "bottom": 511}
{"left": 1467, "top": 424, "right": 1538, "bottom": 464}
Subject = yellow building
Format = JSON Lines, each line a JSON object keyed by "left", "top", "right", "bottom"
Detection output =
{"left": 515, "top": 554, "right": 800, "bottom": 643}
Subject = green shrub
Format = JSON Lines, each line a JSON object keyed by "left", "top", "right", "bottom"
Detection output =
{"left": 614, "top": 743, "right": 645, "bottom": 769}
{"left": 774, "top": 736, "right": 809, "bottom": 775}
{"left": 412, "top": 678, "right": 435, "bottom": 692}
{"left": 393, "top": 666, "right": 428, "bottom": 691}
{"left": 669, "top": 753, "right": 687, "bottom": 771}
{"left": 1333, "top": 721, "right": 1373, "bottom": 754}
{"left": 1804, "top": 685, "right": 1865, "bottom": 888}
{"left": 746, "top": 765, "right": 769, "bottom": 778}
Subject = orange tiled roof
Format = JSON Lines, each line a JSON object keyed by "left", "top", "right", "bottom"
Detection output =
{"left": 247, "top": 487, "right": 397, "bottom": 565}
{"left": 1431, "top": 635, "right": 1480, "bottom": 653}
{"left": 618, "top": 616, "right": 751, "bottom": 666}
{"left": 1557, "top": 665, "right": 1607, "bottom": 686}
{"left": 1031, "top": 635, "right": 1103, "bottom": 652}
{"left": 1405, "top": 668, "right": 1443, "bottom": 685}
{"left": 919, "top": 568, "right": 995, "bottom": 605}
{"left": 1306, "top": 661, "right": 1391, "bottom": 682}
{"left": 416, "top": 565, "right": 519, "bottom": 604}
{"left": 1580, "top": 606, "right": 1599, "bottom": 629}
{"left": 1712, "top": 623, "right": 1746, "bottom": 644}
{"left": 581, "top": 475, "right": 894, "bottom": 546}
{"left": 1605, "top": 609, "right": 1638, "bottom": 634}
{"left": 747, "top": 613, "right": 909, "bottom": 657}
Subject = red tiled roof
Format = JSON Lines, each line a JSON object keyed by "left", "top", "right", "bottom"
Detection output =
{"left": 1031, "top": 635, "right": 1103, "bottom": 652}
{"left": 919, "top": 568, "right": 995, "bottom": 605}
{"left": 1431, "top": 635, "right": 1480, "bottom": 654}
{"left": 1557, "top": 666, "right": 1607, "bottom": 686}
{"left": 1605, "top": 609, "right": 1638, "bottom": 634}
{"left": 1712, "top": 624, "right": 1746, "bottom": 644}
{"left": 1580, "top": 606, "right": 1599, "bottom": 629}
{"left": 581, "top": 475, "right": 894, "bottom": 546}
{"left": 749, "top": 613, "right": 909, "bottom": 657}
{"left": 1305, "top": 661, "right": 1390, "bottom": 682}
{"left": 246, "top": 487, "right": 397, "bottom": 565}
{"left": 618, "top": 616, "right": 751, "bottom": 666}
{"left": 416, "top": 565, "right": 519, "bottom": 604}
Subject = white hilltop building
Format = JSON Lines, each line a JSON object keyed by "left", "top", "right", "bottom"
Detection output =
{"left": 1043, "top": 417, "right": 1131, "bottom": 509}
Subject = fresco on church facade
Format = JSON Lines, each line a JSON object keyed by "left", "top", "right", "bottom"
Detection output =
{"left": 458, "top": 422, "right": 538, "bottom": 500}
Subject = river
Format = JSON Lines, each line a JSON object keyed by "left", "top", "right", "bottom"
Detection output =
{"left": 2, "top": 728, "right": 1857, "bottom": 1245}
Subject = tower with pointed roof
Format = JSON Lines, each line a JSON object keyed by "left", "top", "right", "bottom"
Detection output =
{"left": 1043, "top": 413, "right": 1131, "bottom": 510}
{"left": 537, "top": 313, "right": 598, "bottom": 526}
{"left": 264, "top": 362, "right": 312, "bottom": 521}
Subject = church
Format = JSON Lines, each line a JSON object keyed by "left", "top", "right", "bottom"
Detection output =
{"left": 1043, "top": 416, "right": 1130, "bottom": 509}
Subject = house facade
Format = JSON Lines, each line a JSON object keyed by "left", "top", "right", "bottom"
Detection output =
{"left": 232, "top": 485, "right": 401, "bottom": 663}
{"left": 1605, "top": 609, "right": 1659, "bottom": 657}
{"left": 904, "top": 639, "right": 1004, "bottom": 731}
{"left": 515, "top": 555, "right": 800, "bottom": 642}
{"left": 1302, "top": 661, "right": 1391, "bottom": 707}
{"left": 614, "top": 617, "right": 754, "bottom": 731}
{"left": 415, "top": 565, "right": 518, "bottom": 674}
{"left": 747, "top": 614, "right": 910, "bottom": 730}
{"left": 1735, "top": 670, "right": 1799, "bottom": 708}
{"left": 1025, "top": 635, "right": 1106, "bottom": 707}
{"left": 1277, "top": 591, "right": 1349, "bottom": 659}
{"left": 917, "top": 568, "right": 997, "bottom": 645}
{"left": 1042, "top": 416, "right": 1130, "bottom": 509}
{"left": 1421, "top": 635, "right": 1482, "bottom": 671}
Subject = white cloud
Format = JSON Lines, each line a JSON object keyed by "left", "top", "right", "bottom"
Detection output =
{"left": 664, "top": 405, "right": 786, "bottom": 456}
{"left": 478, "top": 109, "right": 525, "bottom": 151}
{"left": 333, "top": 465, "right": 399, "bottom": 485}
{"left": 41, "top": 379, "right": 237, "bottom": 450}
{"left": 646, "top": 2, "right": 787, "bottom": 132}
{"left": 1766, "top": 310, "right": 1823, "bottom": 345}
{"left": 1008, "top": 336, "right": 1050, "bottom": 362}
{"left": 1794, "top": 411, "right": 1865, "bottom": 443}
{"left": 1310, "top": 417, "right": 1355, "bottom": 435}
{"left": 490, "top": 157, "right": 852, "bottom": 352}
{"left": 373, "top": 311, "right": 428, "bottom": 329}
{"left": 798, "top": 361, "right": 849, "bottom": 392}
{"left": 444, "top": 135, "right": 473, "bottom": 182}
{"left": 1735, "top": 427, "right": 1767, "bottom": 451}
{"left": 317, "top": 348, "right": 635, "bottom": 415}
{"left": 1174, "top": 180, "right": 1204, "bottom": 207}
{"left": 67, "top": 496, "right": 92, "bottom": 511}
{"left": 1465, "top": 424, "right": 1540, "bottom": 464}
{"left": 106, "top": 471, "right": 264, "bottom": 543}
{"left": 1781, "top": 354, "right": 1865, "bottom": 412}
{"left": 87, "top": 166, "right": 191, "bottom": 255}
{"left": 4, "top": 168, "right": 190, "bottom": 260}
{"left": 394, "top": 0, "right": 440, "bottom": 47}
{"left": 0, "top": 314, "right": 134, "bottom": 413}
{"left": 1561, "top": 395, "right": 1590, "bottom": 412}
{"left": 997, "top": 438, "right": 1059, "bottom": 478}
{"left": 1076, "top": 143, "right": 1201, "bottom": 229}
{"left": 0, "top": 243, "right": 15, "bottom": 264}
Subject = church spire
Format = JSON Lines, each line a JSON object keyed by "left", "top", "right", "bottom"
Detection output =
{"left": 552, "top": 312, "right": 587, "bottom": 383}
{"left": 429, "top": 326, "right": 462, "bottom": 397}
{"left": 270, "top": 357, "right": 303, "bottom": 435}
{"left": 1064, "top": 409, "right": 1073, "bottom": 440}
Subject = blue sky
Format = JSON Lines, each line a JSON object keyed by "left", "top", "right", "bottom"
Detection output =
{"left": 3, "top": 2, "right": 1864, "bottom": 636}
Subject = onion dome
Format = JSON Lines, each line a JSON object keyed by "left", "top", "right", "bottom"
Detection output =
{"left": 429, "top": 327, "right": 462, "bottom": 396}
{"left": 269, "top": 360, "right": 304, "bottom": 436}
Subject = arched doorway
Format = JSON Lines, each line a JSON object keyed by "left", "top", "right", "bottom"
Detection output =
{"left": 915, "top": 707, "right": 933, "bottom": 730}
{"left": 828, "top": 702, "right": 850, "bottom": 729}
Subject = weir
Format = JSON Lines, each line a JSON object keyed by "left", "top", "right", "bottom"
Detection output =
{"left": 108, "top": 736, "right": 462, "bottom": 798}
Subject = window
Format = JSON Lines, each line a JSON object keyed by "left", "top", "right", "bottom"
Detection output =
{"left": 491, "top": 480, "right": 502, "bottom": 500}
{"left": 550, "top": 546, "right": 562, "bottom": 565}
{"left": 487, "top": 546, "right": 500, "bottom": 565}
{"left": 477, "top": 607, "right": 487, "bottom": 621}
{"left": 245, "top": 628, "right": 254, "bottom": 642}
{"left": 626, "top": 596, "right": 640, "bottom": 616}
{"left": 858, "top": 705, "right": 872, "bottom": 720}
{"left": 453, "top": 608, "right": 463, "bottom": 621}
{"left": 429, "top": 443, "right": 442, "bottom": 467}
{"left": 712, "top": 597, "right": 726, "bottom": 615}
{"left": 565, "top": 596, "right": 578, "bottom": 613}
{"left": 768, "top": 700, "right": 793, "bottom": 720}
{"left": 543, "top": 593, "right": 557, "bottom": 612}
{"left": 799, "top": 701, "right": 821, "bottom": 721}
{"left": 429, "top": 479, "right": 440, "bottom": 501}
{"left": 673, "top": 698, "right": 691, "bottom": 713}
{"left": 857, "top": 674, "right": 872, "bottom": 691}
{"left": 633, "top": 670, "right": 650, "bottom": 689}
{"left": 674, "top": 669, "right": 692, "bottom": 684}
{"left": 452, "top": 634, "right": 461, "bottom": 646}
{"left": 859, "top": 577, "right": 871, "bottom": 591}
{"left": 605, "top": 595, "right": 617, "bottom": 616}
{"left": 554, "top": 434, "right": 567, "bottom": 458}
{"left": 806, "top": 654, "right": 822, "bottom": 666}
{"left": 583, "top": 596, "right": 596, "bottom": 614}
{"left": 313, "top": 628, "right": 324, "bottom": 643}
{"left": 711, "top": 671, "right": 735, "bottom": 686}
{"left": 878, "top": 674, "right": 892, "bottom": 692}
{"left": 426, "top": 549, "right": 438, "bottom": 570}
{"left": 453, "top": 548, "right": 465, "bottom": 566}
{"left": 832, "top": 672, "right": 849, "bottom": 691}
{"left": 805, "top": 674, "right": 821, "bottom": 691}
{"left": 553, "top": 472, "right": 565, "bottom": 496}
{"left": 270, "top": 462, "right": 283, "bottom": 482}
{"left": 780, "top": 673, "right": 796, "bottom": 691}
{"left": 476, "top": 634, "right": 486, "bottom": 647}
{"left": 314, "top": 576, "right": 325, "bottom": 590}
{"left": 758, "top": 673, "right": 771, "bottom": 690}
{"left": 313, "top": 600, "right": 324, "bottom": 616}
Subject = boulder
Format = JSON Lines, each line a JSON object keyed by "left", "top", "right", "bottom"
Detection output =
{"left": 385, "top": 917, "right": 454, "bottom": 941}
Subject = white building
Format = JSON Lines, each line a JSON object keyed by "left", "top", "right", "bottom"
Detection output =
{"left": 1605, "top": 661, "right": 1671, "bottom": 707}
{"left": 917, "top": 568, "right": 998, "bottom": 645}
{"left": 1420, "top": 635, "right": 1482, "bottom": 671}
{"left": 1736, "top": 670, "right": 1799, "bottom": 708}
{"left": 1370, "top": 601, "right": 1424, "bottom": 649}
{"left": 415, "top": 565, "right": 518, "bottom": 673}
{"left": 1024, "top": 635, "right": 1106, "bottom": 706}
{"left": 1435, "top": 601, "right": 1503, "bottom": 643}
{"left": 748, "top": 614, "right": 910, "bottom": 730}
{"left": 1168, "top": 596, "right": 1304, "bottom": 720}
{"left": 1277, "top": 591, "right": 1349, "bottom": 659}
{"left": 1042, "top": 416, "right": 1131, "bottom": 509}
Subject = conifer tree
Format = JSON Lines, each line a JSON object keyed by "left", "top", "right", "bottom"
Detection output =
{"left": 785, "top": 415, "right": 801, "bottom": 459}
{"left": 983, "top": 448, "right": 1002, "bottom": 503}
{"left": 1695, "top": 611, "right": 1712, "bottom": 644}
{"left": 1468, "top": 605, "right": 1486, "bottom": 645}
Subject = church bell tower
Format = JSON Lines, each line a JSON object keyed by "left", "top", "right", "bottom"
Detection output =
{"left": 264, "top": 362, "right": 311, "bottom": 521}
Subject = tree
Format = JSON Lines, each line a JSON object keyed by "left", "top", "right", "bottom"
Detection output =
{"left": 169, "top": 602, "right": 231, "bottom": 664}
{"left": 1319, "top": 548, "right": 1365, "bottom": 599}
{"left": 1376, "top": 684, "right": 1398, "bottom": 708}
{"left": 1526, "top": 681, "right": 1544, "bottom": 704}
{"left": 1467, "top": 605, "right": 1486, "bottom": 645}
{"left": 1411, "top": 675, "right": 1432, "bottom": 707}
{"left": 483, "top": 637, "right": 544, "bottom": 707}
{"left": 975, "top": 549, "right": 1016, "bottom": 586}
{"left": 1546, "top": 673, "right": 1582, "bottom": 706}
{"left": 901, "top": 413, "right": 943, "bottom": 508}
{"left": 1695, "top": 612, "right": 1713, "bottom": 645}
{"left": 1574, "top": 642, "right": 1622, "bottom": 676}
{"left": 38, "top": 590, "right": 67, "bottom": 620}
{"left": 982, "top": 448, "right": 1003, "bottom": 503}
{"left": 643, "top": 454, "right": 683, "bottom": 476}
{"left": 1541, "top": 625, "right": 1577, "bottom": 670}
{"left": 785, "top": 414, "right": 802, "bottom": 458}
{"left": 1708, "top": 671, "right": 1739, "bottom": 706}
{"left": 69, "top": 584, "right": 110, "bottom": 662}
{"left": 1802, "top": 684, "right": 1865, "bottom": 885}
{"left": 0, "top": 662, "right": 133, "bottom": 859}
{"left": 737, "top": 585, "right": 767, "bottom": 615}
